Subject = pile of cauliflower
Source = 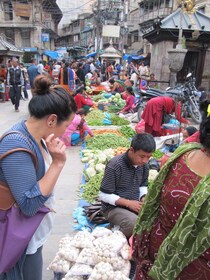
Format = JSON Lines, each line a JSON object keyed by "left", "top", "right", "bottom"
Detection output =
{"left": 81, "top": 149, "right": 115, "bottom": 180}
{"left": 48, "top": 228, "right": 131, "bottom": 280}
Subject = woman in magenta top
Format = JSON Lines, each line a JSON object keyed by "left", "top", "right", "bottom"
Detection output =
{"left": 61, "top": 108, "right": 93, "bottom": 146}
{"left": 120, "top": 86, "right": 135, "bottom": 113}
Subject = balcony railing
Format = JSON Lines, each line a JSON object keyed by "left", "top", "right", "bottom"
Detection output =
{"left": 139, "top": 7, "right": 173, "bottom": 24}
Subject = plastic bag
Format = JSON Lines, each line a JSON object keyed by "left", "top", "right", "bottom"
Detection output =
{"left": 91, "top": 227, "right": 112, "bottom": 238}
{"left": 58, "top": 246, "right": 80, "bottom": 262}
{"left": 89, "top": 262, "right": 115, "bottom": 280}
{"left": 59, "top": 235, "right": 74, "bottom": 249}
{"left": 121, "top": 260, "right": 131, "bottom": 277}
{"left": 76, "top": 247, "right": 99, "bottom": 266}
{"left": 114, "top": 271, "right": 130, "bottom": 280}
{"left": 48, "top": 254, "right": 71, "bottom": 274}
{"left": 62, "top": 276, "right": 83, "bottom": 280}
{"left": 68, "top": 263, "right": 93, "bottom": 276}
{"left": 71, "top": 230, "right": 95, "bottom": 248}
{"left": 120, "top": 243, "right": 131, "bottom": 260}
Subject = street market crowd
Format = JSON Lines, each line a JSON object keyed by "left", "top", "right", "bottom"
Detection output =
{"left": 0, "top": 55, "right": 210, "bottom": 280}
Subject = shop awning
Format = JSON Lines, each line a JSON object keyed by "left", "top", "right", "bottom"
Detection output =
{"left": 85, "top": 52, "right": 97, "bottom": 58}
{"left": 123, "top": 54, "right": 146, "bottom": 60}
{"left": 43, "top": 50, "right": 59, "bottom": 59}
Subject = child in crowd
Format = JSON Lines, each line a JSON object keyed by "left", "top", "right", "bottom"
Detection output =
{"left": 61, "top": 108, "right": 93, "bottom": 147}
{"left": 120, "top": 86, "right": 135, "bottom": 114}
{"left": 0, "top": 78, "right": 5, "bottom": 102}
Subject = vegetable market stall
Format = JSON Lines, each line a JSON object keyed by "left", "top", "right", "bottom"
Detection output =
{"left": 49, "top": 123, "right": 182, "bottom": 279}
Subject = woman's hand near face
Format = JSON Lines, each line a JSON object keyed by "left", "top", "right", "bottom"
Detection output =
{"left": 45, "top": 134, "right": 66, "bottom": 166}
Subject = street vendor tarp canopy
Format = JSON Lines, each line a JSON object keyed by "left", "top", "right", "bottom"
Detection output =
{"left": 43, "top": 50, "right": 59, "bottom": 60}
{"left": 85, "top": 52, "right": 97, "bottom": 58}
{"left": 123, "top": 54, "right": 146, "bottom": 61}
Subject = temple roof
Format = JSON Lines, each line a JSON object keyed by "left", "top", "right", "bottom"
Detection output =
{"left": 142, "top": 8, "right": 210, "bottom": 44}
{"left": 160, "top": 8, "right": 210, "bottom": 32}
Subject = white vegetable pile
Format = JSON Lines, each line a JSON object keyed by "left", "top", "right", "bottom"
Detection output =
{"left": 48, "top": 228, "right": 131, "bottom": 280}
{"left": 81, "top": 149, "right": 115, "bottom": 180}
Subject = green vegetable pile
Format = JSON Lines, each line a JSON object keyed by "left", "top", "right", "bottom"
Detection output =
{"left": 119, "top": 125, "right": 136, "bottom": 138}
{"left": 110, "top": 115, "right": 129, "bottom": 125}
{"left": 86, "top": 109, "right": 129, "bottom": 126}
{"left": 80, "top": 172, "right": 104, "bottom": 203}
{"left": 86, "top": 133, "right": 130, "bottom": 150}
{"left": 152, "top": 149, "right": 164, "bottom": 159}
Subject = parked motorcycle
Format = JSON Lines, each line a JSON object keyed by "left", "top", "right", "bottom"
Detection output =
{"left": 180, "top": 73, "right": 202, "bottom": 124}
{"left": 138, "top": 73, "right": 202, "bottom": 123}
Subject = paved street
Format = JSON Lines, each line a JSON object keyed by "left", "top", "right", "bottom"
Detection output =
{"left": 0, "top": 93, "right": 83, "bottom": 280}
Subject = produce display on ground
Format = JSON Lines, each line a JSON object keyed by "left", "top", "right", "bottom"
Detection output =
{"left": 86, "top": 109, "right": 129, "bottom": 126}
{"left": 86, "top": 133, "right": 130, "bottom": 150}
{"left": 152, "top": 149, "right": 164, "bottom": 159}
{"left": 118, "top": 126, "right": 136, "bottom": 138}
{"left": 86, "top": 129, "right": 123, "bottom": 139}
{"left": 48, "top": 228, "right": 131, "bottom": 280}
{"left": 80, "top": 173, "right": 104, "bottom": 203}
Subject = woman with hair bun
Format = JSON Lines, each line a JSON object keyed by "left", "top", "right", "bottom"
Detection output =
{"left": 0, "top": 75, "right": 77, "bottom": 279}
{"left": 132, "top": 100, "right": 210, "bottom": 279}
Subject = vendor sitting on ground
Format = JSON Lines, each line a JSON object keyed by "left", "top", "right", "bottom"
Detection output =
{"left": 61, "top": 108, "right": 93, "bottom": 147}
{"left": 109, "top": 78, "right": 126, "bottom": 94}
{"left": 99, "top": 133, "right": 156, "bottom": 239}
{"left": 74, "top": 86, "right": 94, "bottom": 112}
{"left": 90, "top": 70, "right": 101, "bottom": 85}
{"left": 120, "top": 86, "right": 135, "bottom": 114}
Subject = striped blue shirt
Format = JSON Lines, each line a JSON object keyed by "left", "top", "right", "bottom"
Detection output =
{"left": 0, "top": 120, "right": 50, "bottom": 216}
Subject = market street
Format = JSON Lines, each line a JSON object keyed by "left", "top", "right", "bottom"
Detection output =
{"left": 0, "top": 94, "right": 83, "bottom": 280}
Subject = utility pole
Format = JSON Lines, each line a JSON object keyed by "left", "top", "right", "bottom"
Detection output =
{"left": 120, "top": 0, "right": 128, "bottom": 55}
{"left": 95, "top": 0, "right": 101, "bottom": 58}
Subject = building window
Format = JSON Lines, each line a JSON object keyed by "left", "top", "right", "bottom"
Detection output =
{"left": 5, "top": 29, "right": 15, "bottom": 44}
{"left": 4, "top": 1, "right": 13, "bottom": 21}
{"left": 21, "top": 30, "right": 31, "bottom": 47}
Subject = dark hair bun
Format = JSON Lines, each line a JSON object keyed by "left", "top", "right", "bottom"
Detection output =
{"left": 32, "top": 75, "right": 52, "bottom": 96}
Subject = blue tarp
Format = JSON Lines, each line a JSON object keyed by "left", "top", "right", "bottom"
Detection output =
{"left": 85, "top": 52, "right": 97, "bottom": 58}
{"left": 43, "top": 50, "right": 59, "bottom": 60}
{"left": 123, "top": 54, "right": 146, "bottom": 61}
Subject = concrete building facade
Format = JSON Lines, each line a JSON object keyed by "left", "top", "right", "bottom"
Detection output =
{"left": 0, "top": 0, "right": 62, "bottom": 61}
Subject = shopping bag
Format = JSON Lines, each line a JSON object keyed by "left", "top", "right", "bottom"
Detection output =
{"left": 0, "top": 201, "right": 49, "bottom": 273}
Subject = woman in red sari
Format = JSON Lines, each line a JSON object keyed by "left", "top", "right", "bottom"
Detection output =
{"left": 142, "top": 96, "right": 189, "bottom": 136}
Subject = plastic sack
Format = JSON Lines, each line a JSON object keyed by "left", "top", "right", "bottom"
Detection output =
{"left": 62, "top": 275, "right": 83, "bottom": 280}
{"left": 121, "top": 260, "right": 131, "bottom": 277}
{"left": 58, "top": 246, "right": 80, "bottom": 262}
{"left": 135, "top": 119, "right": 145, "bottom": 134}
{"left": 48, "top": 254, "right": 71, "bottom": 274}
{"left": 114, "top": 271, "right": 130, "bottom": 280}
{"left": 59, "top": 235, "right": 74, "bottom": 249}
{"left": 76, "top": 247, "right": 99, "bottom": 266}
{"left": 120, "top": 243, "right": 131, "bottom": 260}
{"left": 71, "top": 230, "right": 95, "bottom": 248}
{"left": 68, "top": 263, "right": 93, "bottom": 276}
{"left": 91, "top": 227, "right": 112, "bottom": 238}
{"left": 89, "top": 262, "right": 115, "bottom": 280}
